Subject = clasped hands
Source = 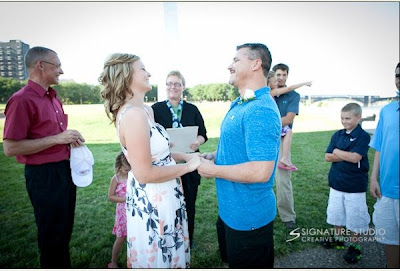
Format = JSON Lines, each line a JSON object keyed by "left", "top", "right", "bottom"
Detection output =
{"left": 184, "top": 151, "right": 217, "bottom": 178}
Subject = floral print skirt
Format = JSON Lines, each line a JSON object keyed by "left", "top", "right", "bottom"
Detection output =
{"left": 125, "top": 171, "right": 190, "bottom": 268}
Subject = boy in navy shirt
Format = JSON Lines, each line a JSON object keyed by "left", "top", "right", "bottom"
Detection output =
{"left": 323, "top": 103, "right": 371, "bottom": 263}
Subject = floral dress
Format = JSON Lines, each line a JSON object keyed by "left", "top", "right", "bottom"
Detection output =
{"left": 112, "top": 175, "right": 127, "bottom": 237}
{"left": 117, "top": 106, "right": 190, "bottom": 268}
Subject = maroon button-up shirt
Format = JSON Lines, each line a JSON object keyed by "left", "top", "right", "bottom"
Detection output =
{"left": 3, "top": 80, "right": 70, "bottom": 165}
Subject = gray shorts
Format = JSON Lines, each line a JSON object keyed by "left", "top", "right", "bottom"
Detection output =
{"left": 372, "top": 196, "right": 399, "bottom": 245}
{"left": 326, "top": 188, "right": 370, "bottom": 233}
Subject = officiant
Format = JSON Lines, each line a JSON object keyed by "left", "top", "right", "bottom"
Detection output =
{"left": 152, "top": 70, "right": 208, "bottom": 249}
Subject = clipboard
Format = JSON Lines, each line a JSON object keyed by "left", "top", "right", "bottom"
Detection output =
{"left": 166, "top": 126, "right": 199, "bottom": 153}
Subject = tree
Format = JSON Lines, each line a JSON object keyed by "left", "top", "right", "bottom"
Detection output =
{"left": 186, "top": 83, "right": 238, "bottom": 101}
{"left": 0, "top": 77, "right": 239, "bottom": 104}
{"left": 227, "top": 84, "right": 239, "bottom": 101}
{"left": 188, "top": 84, "right": 206, "bottom": 101}
{"left": 0, "top": 77, "right": 26, "bottom": 102}
{"left": 53, "top": 81, "right": 101, "bottom": 104}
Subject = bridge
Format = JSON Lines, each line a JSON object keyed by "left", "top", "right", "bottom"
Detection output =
{"left": 301, "top": 95, "right": 396, "bottom": 107}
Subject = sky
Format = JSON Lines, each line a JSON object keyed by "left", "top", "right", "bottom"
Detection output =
{"left": 1, "top": 1, "right": 399, "bottom": 98}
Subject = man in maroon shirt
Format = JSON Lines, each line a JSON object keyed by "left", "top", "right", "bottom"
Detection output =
{"left": 3, "top": 47, "right": 85, "bottom": 268}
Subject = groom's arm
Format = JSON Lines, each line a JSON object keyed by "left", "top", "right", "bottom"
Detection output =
{"left": 198, "top": 160, "right": 275, "bottom": 183}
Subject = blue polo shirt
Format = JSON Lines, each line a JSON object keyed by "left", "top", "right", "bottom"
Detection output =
{"left": 215, "top": 87, "right": 281, "bottom": 230}
{"left": 369, "top": 101, "right": 399, "bottom": 199}
{"left": 326, "top": 124, "right": 370, "bottom": 193}
{"left": 274, "top": 91, "right": 300, "bottom": 129}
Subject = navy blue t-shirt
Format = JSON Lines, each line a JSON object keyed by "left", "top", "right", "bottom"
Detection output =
{"left": 326, "top": 124, "right": 370, "bottom": 192}
{"left": 274, "top": 91, "right": 300, "bottom": 129}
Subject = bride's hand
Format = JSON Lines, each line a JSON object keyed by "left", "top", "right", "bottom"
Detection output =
{"left": 197, "top": 158, "right": 216, "bottom": 178}
{"left": 186, "top": 154, "right": 202, "bottom": 172}
{"left": 181, "top": 152, "right": 201, "bottom": 162}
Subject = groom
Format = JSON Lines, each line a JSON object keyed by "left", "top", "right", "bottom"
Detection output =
{"left": 198, "top": 43, "right": 281, "bottom": 268}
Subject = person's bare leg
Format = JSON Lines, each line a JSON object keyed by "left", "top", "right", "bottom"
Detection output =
{"left": 109, "top": 236, "right": 126, "bottom": 268}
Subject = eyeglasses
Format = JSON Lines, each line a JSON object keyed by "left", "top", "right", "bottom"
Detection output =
{"left": 41, "top": 60, "right": 62, "bottom": 68}
{"left": 166, "top": 82, "right": 182, "bottom": 88}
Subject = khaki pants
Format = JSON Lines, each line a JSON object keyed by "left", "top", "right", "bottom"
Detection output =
{"left": 275, "top": 137, "right": 296, "bottom": 222}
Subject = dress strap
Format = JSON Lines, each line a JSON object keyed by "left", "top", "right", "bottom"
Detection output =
{"left": 143, "top": 106, "right": 157, "bottom": 127}
{"left": 143, "top": 106, "right": 151, "bottom": 118}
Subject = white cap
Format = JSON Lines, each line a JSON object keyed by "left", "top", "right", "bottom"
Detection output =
{"left": 70, "top": 145, "right": 94, "bottom": 187}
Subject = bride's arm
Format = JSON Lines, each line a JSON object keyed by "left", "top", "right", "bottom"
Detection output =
{"left": 120, "top": 108, "right": 200, "bottom": 184}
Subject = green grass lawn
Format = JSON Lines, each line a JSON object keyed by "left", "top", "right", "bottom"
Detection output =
{"left": 0, "top": 103, "right": 378, "bottom": 268}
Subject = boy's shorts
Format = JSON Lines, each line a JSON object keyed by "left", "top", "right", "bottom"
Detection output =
{"left": 372, "top": 196, "right": 399, "bottom": 245}
{"left": 281, "top": 125, "right": 291, "bottom": 137}
{"left": 326, "top": 188, "right": 370, "bottom": 233}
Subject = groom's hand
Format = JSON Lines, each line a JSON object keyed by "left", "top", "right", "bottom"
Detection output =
{"left": 200, "top": 152, "right": 215, "bottom": 162}
{"left": 198, "top": 159, "right": 216, "bottom": 179}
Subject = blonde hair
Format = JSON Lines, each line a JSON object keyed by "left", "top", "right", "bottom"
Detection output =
{"left": 99, "top": 53, "right": 140, "bottom": 124}
{"left": 342, "top": 102, "right": 362, "bottom": 116}
{"left": 267, "top": 70, "right": 276, "bottom": 86}
{"left": 114, "top": 151, "right": 130, "bottom": 175}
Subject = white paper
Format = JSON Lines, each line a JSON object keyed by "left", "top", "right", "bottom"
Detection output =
{"left": 166, "top": 126, "right": 199, "bottom": 153}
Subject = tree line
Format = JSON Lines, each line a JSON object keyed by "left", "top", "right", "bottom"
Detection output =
{"left": 0, "top": 76, "right": 239, "bottom": 104}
